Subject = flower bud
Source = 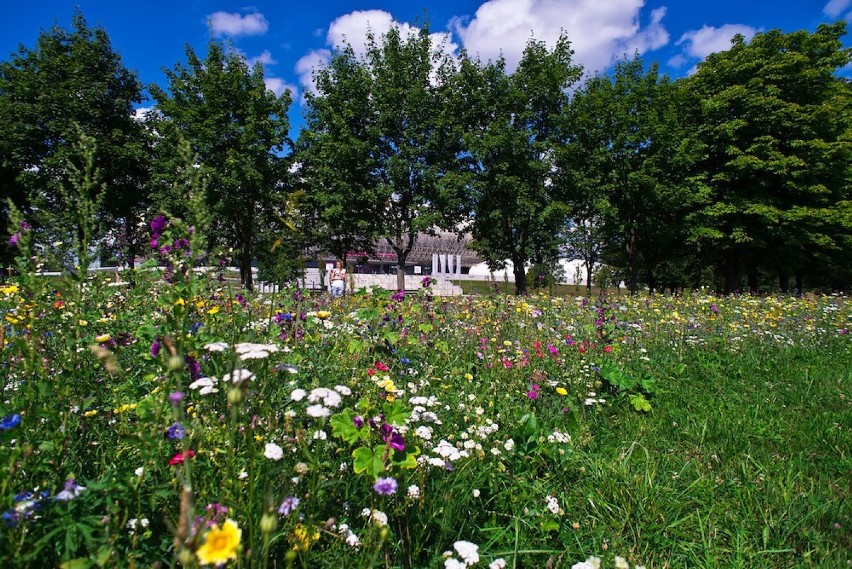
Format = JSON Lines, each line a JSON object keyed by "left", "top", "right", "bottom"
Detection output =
{"left": 177, "top": 547, "right": 195, "bottom": 566}
{"left": 227, "top": 387, "right": 243, "bottom": 405}
{"left": 260, "top": 513, "right": 277, "bottom": 534}
{"left": 167, "top": 355, "right": 184, "bottom": 372}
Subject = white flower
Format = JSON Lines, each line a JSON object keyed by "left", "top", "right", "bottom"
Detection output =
{"left": 489, "top": 559, "right": 506, "bottom": 569}
{"left": 222, "top": 369, "right": 255, "bottom": 383}
{"left": 308, "top": 387, "right": 342, "bottom": 408}
{"left": 415, "top": 426, "right": 433, "bottom": 440}
{"left": 239, "top": 350, "right": 270, "bottom": 360}
{"left": 615, "top": 557, "right": 629, "bottom": 569}
{"left": 472, "top": 489, "right": 480, "bottom": 498}
{"left": 204, "top": 342, "right": 229, "bottom": 352}
{"left": 189, "top": 377, "right": 216, "bottom": 391}
{"left": 134, "top": 467, "right": 144, "bottom": 477}
{"left": 198, "top": 385, "right": 218, "bottom": 395}
{"left": 264, "top": 443, "right": 284, "bottom": 461}
{"left": 312, "top": 429, "right": 327, "bottom": 440}
{"left": 290, "top": 388, "right": 307, "bottom": 401}
{"left": 453, "top": 540, "right": 479, "bottom": 565}
{"left": 334, "top": 384, "right": 352, "bottom": 395}
{"left": 306, "top": 404, "right": 330, "bottom": 418}
{"left": 445, "top": 559, "right": 466, "bottom": 569}
{"left": 407, "top": 485, "right": 420, "bottom": 499}
{"left": 234, "top": 342, "right": 279, "bottom": 354}
{"left": 545, "top": 495, "right": 560, "bottom": 515}
{"left": 140, "top": 518, "right": 149, "bottom": 528}
{"left": 571, "top": 557, "right": 602, "bottom": 569}
{"left": 238, "top": 470, "right": 248, "bottom": 480}
{"left": 503, "top": 439, "right": 515, "bottom": 451}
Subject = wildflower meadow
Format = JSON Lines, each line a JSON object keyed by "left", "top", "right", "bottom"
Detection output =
{"left": 0, "top": 214, "right": 850, "bottom": 568}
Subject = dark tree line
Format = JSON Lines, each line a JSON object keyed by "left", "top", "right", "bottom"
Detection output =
{"left": 2, "top": 11, "right": 849, "bottom": 294}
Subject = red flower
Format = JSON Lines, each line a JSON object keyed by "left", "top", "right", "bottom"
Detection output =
{"left": 374, "top": 361, "right": 389, "bottom": 372}
{"left": 169, "top": 450, "right": 196, "bottom": 466}
{"left": 367, "top": 368, "right": 377, "bottom": 377}
{"left": 603, "top": 345, "right": 613, "bottom": 354}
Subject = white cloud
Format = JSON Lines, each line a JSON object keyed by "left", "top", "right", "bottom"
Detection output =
{"left": 264, "top": 77, "right": 297, "bottom": 98}
{"left": 248, "top": 49, "right": 277, "bottom": 67}
{"left": 676, "top": 24, "right": 757, "bottom": 60}
{"left": 132, "top": 106, "right": 153, "bottom": 121}
{"left": 452, "top": 0, "right": 669, "bottom": 73}
{"left": 824, "top": 0, "right": 852, "bottom": 17}
{"left": 295, "top": 48, "right": 332, "bottom": 98}
{"left": 295, "top": 10, "right": 458, "bottom": 101}
{"left": 208, "top": 11, "right": 269, "bottom": 37}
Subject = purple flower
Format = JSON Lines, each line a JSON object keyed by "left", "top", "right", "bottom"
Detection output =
{"left": 353, "top": 415, "right": 364, "bottom": 429}
{"left": 381, "top": 423, "right": 405, "bottom": 451}
{"left": 185, "top": 356, "right": 202, "bottom": 380}
{"left": 278, "top": 496, "right": 300, "bottom": 516}
{"left": 9, "top": 233, "right": 20, "bottom": 247}
{"left": 0, "top": 414, "right": 21, "bottom": 430}
{"left": 55, "top": 479, "right": 86, "bottom": 501}
{"left": 150, "top": 237, "right": 158, "bottom": 249}
{"left": 373, "top": 477, "right": 398, "bottom": 496}
{"left": 150, "top": 339, "right": 160, "bottom": 358}
{"left": 169, "top": 391, "right": 185, "bottom": 405}
{"left": 150, "top": 215, "right": 167, "bottom": 234}
{"left": 166, "top": 422, "right": 185, "bottom": 440}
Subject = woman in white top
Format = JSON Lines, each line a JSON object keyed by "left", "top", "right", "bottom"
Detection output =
{"left": 330, "top": 259, "right": 347, "bottom": 298}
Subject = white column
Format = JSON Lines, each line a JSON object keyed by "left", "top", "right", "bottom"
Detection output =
{"left": 432, "top": 253, "right": 438, "bottom": 275}
{"left": 446, "top": 254, "right": 453, "bottom": 275}
{"left": 439, "top": 254, "right": 447, "bottom": 276}
{"left": 455, "top": 255, "right": 462, "bottom": 276}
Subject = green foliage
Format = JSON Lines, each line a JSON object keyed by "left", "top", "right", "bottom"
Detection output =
{"left": 0, "top": 9, "right": 149, "bottom": 268}
{"left": 452, "top": 35, "right": 582, "bottom": 295}
{"left": 149, "top": 37, "right": 293, "bottom": 290}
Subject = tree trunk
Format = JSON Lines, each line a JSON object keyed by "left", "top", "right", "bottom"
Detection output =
{"left": 795, "top": 272, "right": 804, "bottom": 295}
{"left": 647, "top": 270, "right": 656, "bottom": 295}
{"left": 778, "top": 269, "right": 789, "bottom": 293}
{"left": 242, "top": 246, "right": 253, "bottom": 291}
{"left": 626, "top": 230, "right": 638, "bottom": 294}
{"left": 395, "top": 252, "right": 407, "bottom": 292}
{"left": 723, "top": 250, "right": 742, "bottom": 294}
{"left": 747, "top": 271, "right": 758, "bottom": 294}
{"left": 585, "top": 262, "right": 593, "bottom": 294}
{"left": 513, "top": 261, "right": 527, "bottom": 296}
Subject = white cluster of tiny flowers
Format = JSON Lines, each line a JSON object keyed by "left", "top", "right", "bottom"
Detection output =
{"left": 360, "top": 508, "right": 388, "bottom": 527}
{"left": 547, "top": 430, "right": 571, "bottom": 444}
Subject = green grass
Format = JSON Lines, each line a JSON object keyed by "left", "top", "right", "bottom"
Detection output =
{"left": 555, "top": 343, "right": 852, "bottom": 568}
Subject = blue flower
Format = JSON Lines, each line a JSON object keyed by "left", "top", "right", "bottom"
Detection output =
{"left": 373, "top": 477, "right": 398, "bottom": 496}
{"left": 166, "top": 422, "right": 185, "bottom": 440}
{"left": 0, "top": 414, "right": 21, "bottom": 431}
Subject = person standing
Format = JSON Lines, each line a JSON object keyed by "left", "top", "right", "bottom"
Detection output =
{"left": 330, "top": 259, "right": 347, "bottom": 298}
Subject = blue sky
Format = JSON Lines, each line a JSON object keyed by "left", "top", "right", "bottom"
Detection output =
{"left": 1, "top": 0, "right": 849, "bottom": 134}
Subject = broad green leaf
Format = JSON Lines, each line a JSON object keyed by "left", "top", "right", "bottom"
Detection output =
{"left": 352, "top": 447, "right": 384, "bottom": 478}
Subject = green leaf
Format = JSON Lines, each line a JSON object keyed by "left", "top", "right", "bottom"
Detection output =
{"left": 418, "top": 323, "right": 433, "bottom": 333}
{"left": 330, "top": 409, "right": 369, "bottom": 444}
{"left": 629, "top": 393, "right": 652, "bottom": 412}
{"left": 347, "top": 339, "right": 364, "bottom": 354}
{"left": 382, "top": 399, "right": 411, "bottom": 426}
{"left": 352, "top": 447, "right": 384, "bottom": 478}
{"left": 60, "top": 559, "right": 94, "bottom": 569}
{"left": 391, "top": 445, "right": 420, "bottom": 470}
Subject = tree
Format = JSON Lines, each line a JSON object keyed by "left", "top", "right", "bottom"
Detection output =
{"left": 296, "top": 44, "right": 383, "bottom": 266}
{"left": 684, "top": 22, "right": 852, "bottom": 292}
{"left": 0, "top": 9, "right": 149, "bottom": 269}
{"left": 561, "top": 55, "right": 697, "bottom": 293}
{"left": 298, "top": 25, "right": 460, "bottom": 292}
{"left": 452, "top": 36, "right": 582, "bottom": 295}
{"left": 150, "top": 39, "right": 292, "bottom": 290}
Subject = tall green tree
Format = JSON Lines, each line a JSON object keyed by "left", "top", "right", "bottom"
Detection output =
{"left": 296, "top": 44, "right": 382, "bottom": 266}
{"left": 684, "top": 22, "right": 852, "bottom": 292}
{"left": 561, "top": 55, "right": 698, "bottom": 293}
{"left": 150, "top": 39, "right": 292, "bottom": 290}
{"left": 453, "top": 36, "right": 582, "bottom": 295}
{"left": 298, "top": 25, "right": 460, "bottom": 291}
{"left": 0, "top": 9, "right": 149, "bottom": 269}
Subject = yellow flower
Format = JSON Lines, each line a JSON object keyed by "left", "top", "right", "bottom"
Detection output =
{"left": 316, "top": 310, "right": 331, "bottom": 320}
{"left": 0, "top": 284, "right": 18, "bottom": 295}
{"left": 175, "top": 298, "right": 185, "bottom": 306}
{"left": 464, "top": 373, "right": 473, "bottom": 381}
{"left": 83, "top": 410, "right": 98, "bottom": 417}
{"left": 79, "top": 319, "right": 88, "bottom": 327}
{"left": 195, "top": 299, "right": 206, "bottom": 309}
{"left": 556, "top": 387, "right": 568, "bottom": 396}
{"left": 196, "top": 519, "right": 241, "bottom": 566}
{"left": 95, "top": 334, "right": 111, "bottom": 343}
{"left": 207, "top": 306, "right": 220, "bottom": 315}
{"left": 291, "top": 524, "right": 319, "bottom": 551}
